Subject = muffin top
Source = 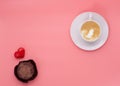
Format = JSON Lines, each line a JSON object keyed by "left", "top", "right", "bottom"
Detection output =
{"left": 14, "top": 59, "right": 38, "bottom": 83}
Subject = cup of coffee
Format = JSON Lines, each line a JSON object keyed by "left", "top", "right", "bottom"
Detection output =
{"left": 80, "top": 19, "right": 101, "bottom": 42}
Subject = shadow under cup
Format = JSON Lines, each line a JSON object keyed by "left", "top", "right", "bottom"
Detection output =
{"left": 80, "top": 20, "right": 101, "bottom": 42}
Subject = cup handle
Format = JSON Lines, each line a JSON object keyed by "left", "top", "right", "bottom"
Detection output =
{"left": 88, "top": 12, "right": 93, "bottom": 20}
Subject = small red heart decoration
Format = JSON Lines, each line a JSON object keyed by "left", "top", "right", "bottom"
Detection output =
{"left": 14, "top": 47, "right": 25, "bottom": 58}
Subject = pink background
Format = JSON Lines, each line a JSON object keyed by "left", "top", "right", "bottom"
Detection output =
{"left": 0, "top": 0, "right": 120, "bottom": 86}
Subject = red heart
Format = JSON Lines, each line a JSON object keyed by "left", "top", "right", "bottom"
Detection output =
{"left": 14, "top": 47, "right": 25, "bottom": 58}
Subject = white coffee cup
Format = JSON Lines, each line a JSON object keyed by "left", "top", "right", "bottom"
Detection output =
{"left": 80, "top": 13, "right": 101, "bottom": 42}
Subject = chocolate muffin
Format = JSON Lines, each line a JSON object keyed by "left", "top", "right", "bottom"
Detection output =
{"left": 14, "top": 59, "right": 38, "bottom": 83}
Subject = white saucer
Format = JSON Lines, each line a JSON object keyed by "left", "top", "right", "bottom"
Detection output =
{"left": 70, "top": 12, "right": 109, "bottom": 51}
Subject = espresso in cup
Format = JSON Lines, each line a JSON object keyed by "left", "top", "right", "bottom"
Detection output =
{"left": 80, "top": 21, "right": 101, "bottom": 42}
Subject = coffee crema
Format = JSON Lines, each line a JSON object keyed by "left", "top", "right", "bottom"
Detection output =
{"left": 80, "top": 21, "right": 101, "bottom": 42}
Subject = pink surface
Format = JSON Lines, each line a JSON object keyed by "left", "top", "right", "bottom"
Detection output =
{"left": 0, "top": 0, "right": 120, "bottom": 86}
